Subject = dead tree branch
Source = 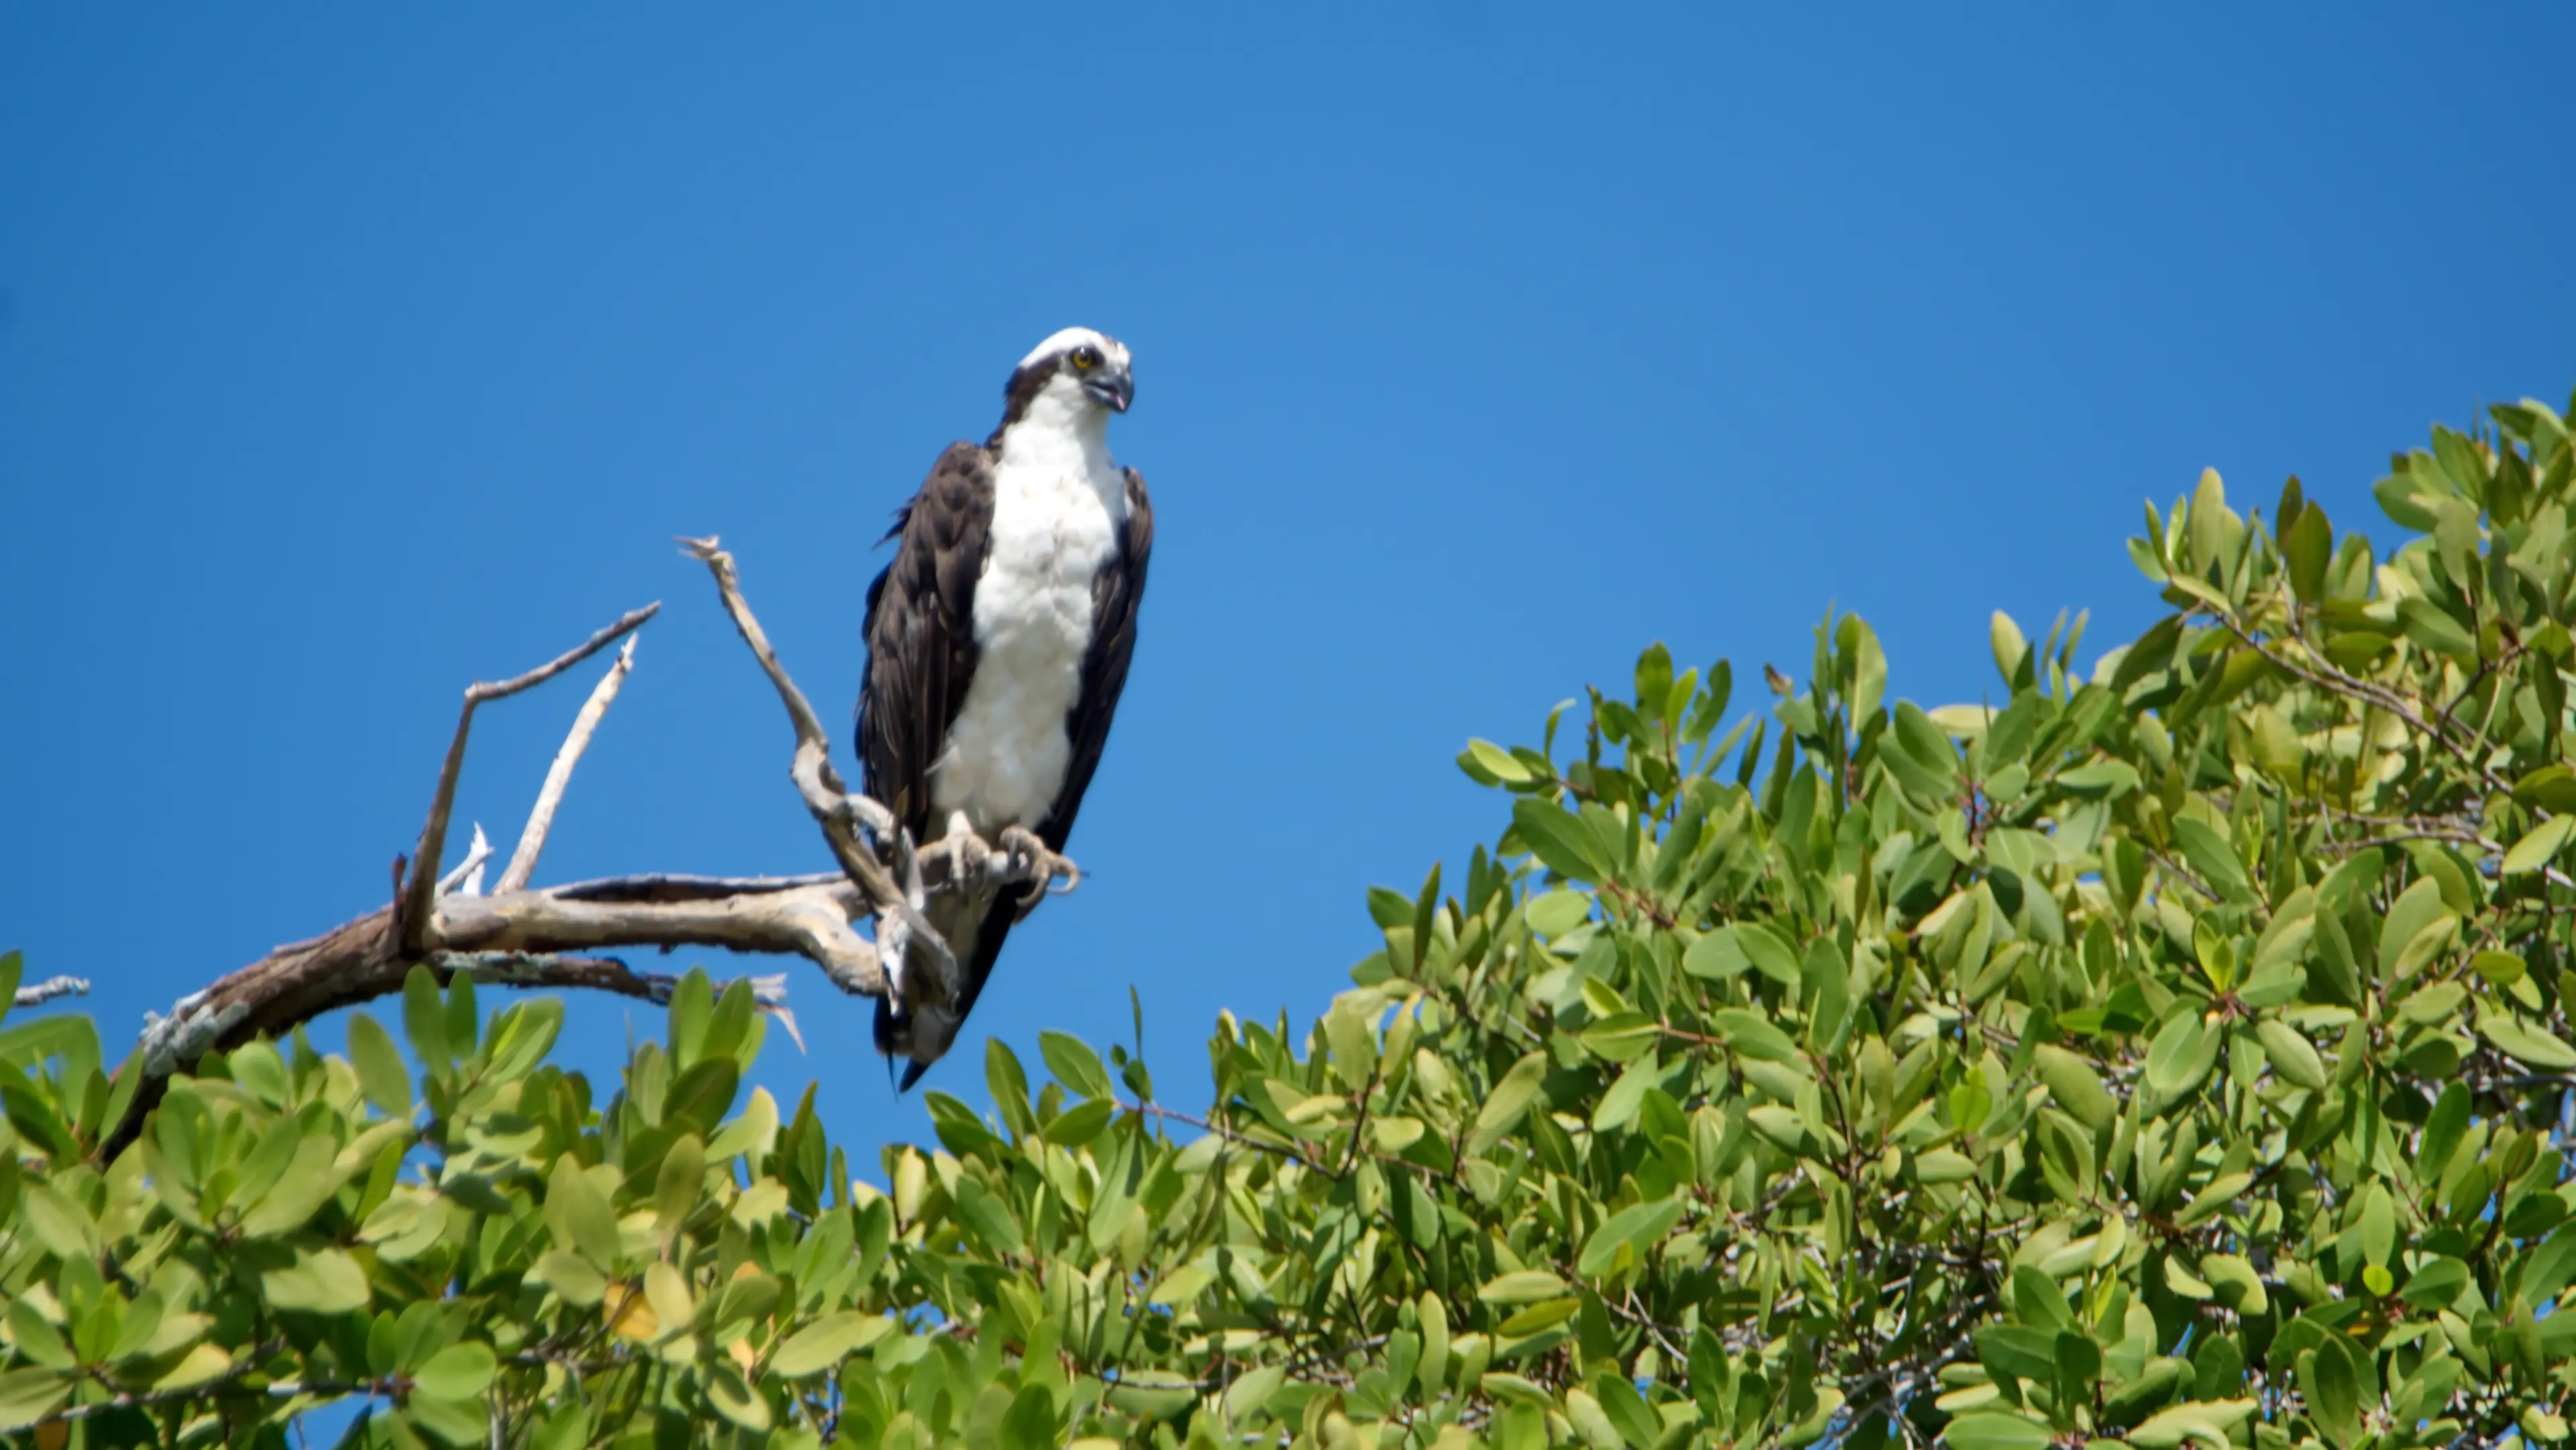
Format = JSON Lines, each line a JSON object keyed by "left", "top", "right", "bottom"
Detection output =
{"left": 500, "top": 635, "right": 637, "bottom": 893}
{"left": 399, "top": 604, "right": 661, "bottom": 950}
{"left": 14, "top": 976, "right": 91, "bottom": 1009}
{"left": 676, "top": 537, "right": 926, "bottom": 937}
{"left": 97, "top": 543, "right": 1073, "bottom": 1158}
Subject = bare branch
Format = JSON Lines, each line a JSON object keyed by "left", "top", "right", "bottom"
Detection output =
{"left": 437, "top": 823, "right": 492, "bottom": 896}
{"left": 679, "top": 535, "right": 954, "bottom": 978}
{"left": 13, "top": 975, "right": 91, "bottom": 1008}
{"left": 545, "top": 871, "right": 847, "bottom": 902}
{"left": 107, "top": 874, "right": 873, "bottom": 1157}
{"left": 429, "top": 950, "right": 788, "bottom": 1012}
{"left": 435, "top": 881, "right": 884, "bottom": 995}
{"left": 103, "top": 541, "right": 1082, "bottom": 1157}
{"left": 500, "top": 634, "right": 638, "bottom": 893}
{"left": 402, "top": 603, "right": 660, "bottom": 949}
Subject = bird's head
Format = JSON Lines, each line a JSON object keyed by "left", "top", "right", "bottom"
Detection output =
{"left": 997, "top": 327, "right": 1135, "bottom": 436}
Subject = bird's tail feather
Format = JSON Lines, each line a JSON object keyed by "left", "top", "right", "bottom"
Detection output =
{"left": 884, "top": 891, "right": 996, "bottom": 1094}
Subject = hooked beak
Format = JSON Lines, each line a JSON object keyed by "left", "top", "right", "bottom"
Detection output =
{"left": 1083, "top": 367, "right": 1134, "bottom": 413}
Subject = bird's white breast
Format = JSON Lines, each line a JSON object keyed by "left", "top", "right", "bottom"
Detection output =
{"left": 931, "top": 429, "right": 1127, "bottom": 836}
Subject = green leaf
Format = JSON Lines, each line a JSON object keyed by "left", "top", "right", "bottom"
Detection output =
{"left": 2171, "top": 817, "right": 2253, "bottom": 901}
{"left": 1040, "top": 1030, "right": 1115, "bottom": 1100}
{"left": 2054, "top": 759, "right": 2140, "bottom": 800}
{"left": 2524, "top": 1223, "right": 2576, "bottom": 1302}
{"left": 529, "top": 1250, "right": 606, "bottom": 1307}
{"left": 238, "top": 1129, "right": 350, "bottom": 1239}
{"left": 654, "top": 1133, "right": 705, "bottom": 1233}
{"left": 1466, "top": 1051, "right": 1549, "bottom": 1156}
{"left": 1941, "top": 1411, "right": 2051, "bottom": 1449}
{"left": 2143, "top": 1011, "right": 2212, "bottom": 1102}
{"left": 2478, "top": 1004, "right": 2576, "bottom": 1070}
{"left": 1709, "top": 1008, "right": 1796, "bottom": 1063}
{"left": 1635, "top": 642, "right": 1674, "bottom": 715}
{"left": 3, "top": 1304, "right": 69, "bottom": 1369}
{"left": 2254, "top": 1019, "right": 2326, "bottom": 1090}
{"left": 1512, "top": 798, "right": 1610, "bottom": 882}
{"left": 545, "top": 1157, "right": 622, "bottom": 1272}
{"left": 2177, "top": 1172, "right": 2251, "bottom": 1228}
{"left": 1682, "top": 929, "right": 1750, "bottom": 980}
{"left": 952, "top": 1175, "right": 1024, "bottom": 1255}
{"left": 0, "top": 1367, "right": 71, "bottom": 1431}
{"left": 2031, "top": 1045, "right": 2114, "bottom": 1132}
{"left": 413, "top": 1342, "right": 495, "bottom": 1402}
{"left": 1975, "top": 1324, "right": 2057, "bottom": 1382}
{"left": 702, "top": 1361, "right": 771, "bottom": 1431}
{"left": 1590, "top": 1056, "right": 1658, "bottom": 1133}
{"left": 1044, "top": 1097, "right": 1115, "bottom": 1145}
{"left": 2127, "top": 1401, "right": 2258, "bottom": 1450}
{"left": 263, "top": 1247, "right": 372, "bottom": 1314}
{"left": 2503, "top": 814, "right": 2576, "bottom": 874}
{"left": 2399, "top": 1255, "right": 2469, "bottom": 1309}
{"left": 1990, "top": 611, "right": 2029, "bottom": 684}
{"left": 1461, "top": 738, "right": 1535, "bottom": 786}
{"left": 2011, "top": 1264, "right": 2072, "bottom": 1330}
{"left": 1578, "top": 1013, "right": 1662, "bottom": 1063}
{"left": 19, "top": 1182, "right": 98, "bottom": 1260}
{"left": 2199, "top": 1253, "right": 2267, "bottom": 1315}
{"left": 710, "top": 1270, "right": 782, "bottom": 1346}
{"left": 401, "top": 966, "right": 451, "bottom": 1082}
{"left": 770, "top": 1310, "right": 890, "bottom": 1378}
{"left": 1732, "top": 923, "right": 1803, "bottom": 986}
{"left": 2418, "top": 1082, "right": 2471, "bottom": 1180}
{"left": 2396, "top": 596, "right": 2477, "bottom": 662}
{"left": 1525, "top": 889, "right": 1591, "bottom": 938}
{"left": 1478, "top": 1270, "right": 1570, "bottom": 1305}
{"left": 1000, "top": 1384, "right": 1059, "bottom": 1450}
{"left": 2300, "top": 1337, "right": 2363, "bottom": 1449}
{"left": 347, "top": 1011, "right": 413, "bottom": 1117}
{"left": 2283, "top": 501, "right": 2331, "bottom": 603}
{"left": 1576, "top": 1196, "right": 1685, "bottom": 1278}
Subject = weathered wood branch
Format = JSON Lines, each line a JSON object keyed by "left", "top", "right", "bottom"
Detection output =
{"left": 399, "top": 603, "right": 661, "bottom": 951}
{"left": 15, "top": 976, "right": 92, "bottom": 1009}
{"left": 677, "top": 535, "right": 936, "bottom": 962}
{"left": 98, "top": 542, "right": 1072, "bottom": 1158}
{"left": 500, "top": 633, "right": 637, "bottom": 893}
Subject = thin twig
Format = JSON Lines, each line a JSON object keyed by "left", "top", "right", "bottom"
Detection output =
{"left": 438, "top": 824, "right": 492, "bottom": 896}
{"left": 12, "top": 975, "right": 91, "bottom": 1008}
{"left": 501, "top": 634, "right": 639, "bottom": 892}
{"left": 402, "top": 603, "right": 660, "bottom": 949}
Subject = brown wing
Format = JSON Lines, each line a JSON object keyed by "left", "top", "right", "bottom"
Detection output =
{"left": 857, "top": 442, "right": 995, "bottom": 842}
{"left": 1039, "top": 466, "right": 1154, "bottom": 852}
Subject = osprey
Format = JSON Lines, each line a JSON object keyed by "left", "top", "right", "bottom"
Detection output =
{"left": 857, "top": 327, "right": 1152, "bottom": 1089}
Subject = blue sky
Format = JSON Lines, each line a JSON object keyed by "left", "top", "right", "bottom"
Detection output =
{"left": 4, "top": 5, "right": 2572, "bottom": 1172}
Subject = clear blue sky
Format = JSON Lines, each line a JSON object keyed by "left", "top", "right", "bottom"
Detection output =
{"left": 5, "top": 6, "right": 2572, "bottom": 1172}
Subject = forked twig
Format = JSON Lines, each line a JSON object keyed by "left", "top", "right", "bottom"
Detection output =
{"left": 402, "top": 603, "right": 660, "bottom": 947}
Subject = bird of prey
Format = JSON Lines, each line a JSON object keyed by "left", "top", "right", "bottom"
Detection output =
{"left": 857, "top": 327, "right": 1151, "bottom": 1090}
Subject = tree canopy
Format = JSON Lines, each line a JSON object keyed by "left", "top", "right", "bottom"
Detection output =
{"left": 7, "top": 392, "right": 2576, "bottom": 1447}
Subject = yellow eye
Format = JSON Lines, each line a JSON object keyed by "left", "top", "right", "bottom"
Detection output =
{"left": 1071, "top": 346, "right": 1098, "bottom": 370}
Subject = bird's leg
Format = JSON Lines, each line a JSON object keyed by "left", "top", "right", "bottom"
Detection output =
{"left": 944, "top": 811, "right": 992, "bottom": 894}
